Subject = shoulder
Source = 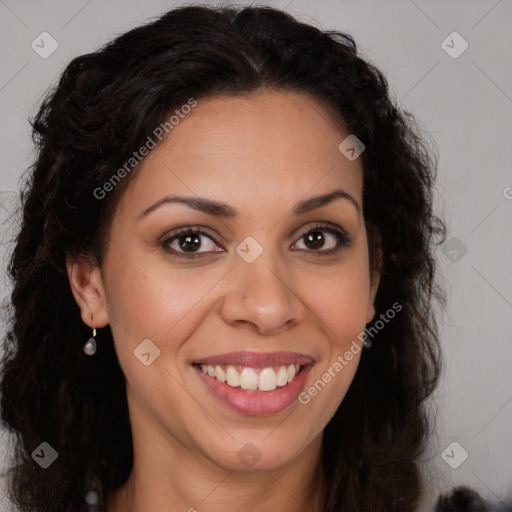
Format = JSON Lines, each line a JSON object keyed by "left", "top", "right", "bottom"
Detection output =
{"left": 433, "top": 486, "right": 511, "bottom": 512}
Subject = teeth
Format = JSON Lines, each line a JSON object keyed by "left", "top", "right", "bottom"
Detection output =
{"left": 240, "top": 368, "right": 258, "bottom": 390}
{"left": 199, "top": 363, "right": 303, "bottom": 392}
{"left": 258, "top": 367, "right": 277, "bottom": 391}
{"left": 215, "top": 365, "right": 226, "bottom": 383}
{"left": 276, "top": 366, "right": 288, "bottom": 387}
{"left": 287, "top": 364, "right": 295, "bottom": 383}
{"left": 226, "top": 366, "right": 240, "bottom": 387}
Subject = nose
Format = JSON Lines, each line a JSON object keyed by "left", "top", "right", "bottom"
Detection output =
{"left": 219, "top": 249, "right": 307, "bottom": 336}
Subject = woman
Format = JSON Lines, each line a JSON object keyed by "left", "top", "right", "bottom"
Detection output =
{"left": 1, "top": 4, "right": 449, "bottom": 511}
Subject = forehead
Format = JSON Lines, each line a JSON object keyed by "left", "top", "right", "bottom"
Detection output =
{"left": 118, "top": 90, "right": 363, "bottom": 218}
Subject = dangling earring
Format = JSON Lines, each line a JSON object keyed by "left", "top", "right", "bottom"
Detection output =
{"left": 83, "top": 313, "right": 97, "bottom": 356}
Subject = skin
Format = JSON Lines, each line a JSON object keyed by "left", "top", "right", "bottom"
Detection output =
{"left": 67, "top": 90, "right": 381, "bottom": 512}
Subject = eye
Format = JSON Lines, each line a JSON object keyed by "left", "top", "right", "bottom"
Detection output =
{"left": 292, "top": 223, "right": 351, "bottom": 256}
{"left": 160, "top": 226, "right": 222, "bottom": 258}
{"left": 160, "top": 223, "right": 351, "bottom": 259}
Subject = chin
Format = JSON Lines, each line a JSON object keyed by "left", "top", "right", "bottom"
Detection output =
{"left": 198, "top": 428, "right": 316, "bottom": 473}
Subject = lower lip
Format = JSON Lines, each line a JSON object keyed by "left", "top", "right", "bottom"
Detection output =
{"left": 194, "top": 364, "right": 312, "bottom": 415}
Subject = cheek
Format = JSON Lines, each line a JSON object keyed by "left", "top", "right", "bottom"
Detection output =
{"left": 103, "top": 253, "right": 225, "bottom": 342}
{"left": 327, "top": 277, "right": 371, "bottom": 346}
{"left": 294, "top": 247, "right": 370, "bottom": 416}
{"left": 297, "top": 271, "right": 368, "bottom": 426}
{"left": 301, "top": 259, "right": 372, "bottom": 347}
{"left": 300, "top": 351, "right": 361, "bottom": 434}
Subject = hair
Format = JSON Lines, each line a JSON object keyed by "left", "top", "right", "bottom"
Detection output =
{"left": 0, "top": 3, "right": 447, "bottom": 511}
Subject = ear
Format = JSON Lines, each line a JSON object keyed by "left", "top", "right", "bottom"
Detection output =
{"left": 366, "top": 266, "right": 381, "bottom": 324}
{"left": 66, "top": 256, "right": 109, "bottom": 328}
{"left": 365, "top": 236, "right": 383, "bottom": 324}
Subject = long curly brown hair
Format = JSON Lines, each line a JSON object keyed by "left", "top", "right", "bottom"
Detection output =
{"left": 1, "top": 4, "right": 446, "bottom": 511}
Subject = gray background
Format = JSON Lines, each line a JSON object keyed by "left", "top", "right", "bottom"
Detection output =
{"left": 0, "top": 1, "right": 511, "bottom": 510}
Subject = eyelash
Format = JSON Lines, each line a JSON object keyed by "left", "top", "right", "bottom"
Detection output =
{"left": 159, "top": 223, "right": 351, "bottom": 259}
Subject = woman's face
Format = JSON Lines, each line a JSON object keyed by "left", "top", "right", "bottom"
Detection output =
{"left": 76, "top": 90, "right": 380, "bottom": 472}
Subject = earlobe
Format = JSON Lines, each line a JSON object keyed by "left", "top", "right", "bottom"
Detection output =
{"left": 66, "top": 258, "right": 109, "bottom": 328}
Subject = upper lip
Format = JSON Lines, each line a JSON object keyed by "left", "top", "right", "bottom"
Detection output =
{"left": 192, "top": 351, "right": 314, "bottom": 368}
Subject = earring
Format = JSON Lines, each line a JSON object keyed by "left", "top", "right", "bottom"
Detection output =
{"left": 83, "top": 313, "right": 97, "bottom": 356}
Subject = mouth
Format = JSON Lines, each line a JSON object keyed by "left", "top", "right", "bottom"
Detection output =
{"left": 193, "top": 363, "right": 305, "bottom": 392}
{"left": 191, "top": 351, "right": 314, "bottom": 415}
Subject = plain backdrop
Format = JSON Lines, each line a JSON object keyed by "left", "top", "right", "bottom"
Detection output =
{"left": 0, "top": 1, "right": 511, "bottom": 511}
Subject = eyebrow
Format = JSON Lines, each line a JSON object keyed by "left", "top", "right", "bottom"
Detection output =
{"left": 137, "top": 188, "right": 360, "bottom": 220}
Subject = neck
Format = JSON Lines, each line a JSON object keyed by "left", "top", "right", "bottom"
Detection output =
{"left": 107, "top": 402, "right": 325, "bottom": 512}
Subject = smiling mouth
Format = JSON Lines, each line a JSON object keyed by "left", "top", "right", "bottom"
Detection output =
{"left": 193, "top": 363, "right": 306, "bottom": 393}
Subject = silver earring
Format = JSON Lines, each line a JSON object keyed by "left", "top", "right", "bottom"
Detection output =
{"left": 83, "top": 328, "right": 97, "bottom": 356}
{"left": 83, "top": 314, "right": 97, "bottom": 356}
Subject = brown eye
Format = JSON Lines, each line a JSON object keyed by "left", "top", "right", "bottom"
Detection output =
{"left": 160, "top": 227, "right": 222, "bottom": 258}
{"left": 177, "top": 233, "right": 202, "bottom": 253}
{"left": 303, "top": 230, "right": 326, "bottom": 250}
{"left": 160, "top": 223, "right": 351, "bottom": 260}
{"left": 292, "top": 224, "right": 351, "bottom": 255}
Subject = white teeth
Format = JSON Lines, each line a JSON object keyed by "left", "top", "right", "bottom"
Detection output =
{"left": 226, "top": 366, "right": 240, "bottom": 387}
{"left": 239, "top": 368, "right": 258, "bottom": 390}
{"left": 258, "top": 367, "right": 277, "bottom": 391}
{"left": 287, "top": 364, "right": 295, "bottom": 383}
{"left": 276, "top": 366, "right": 288, "bottom": 387}
{"left": 215, "top": 365, "right": 226, "bottom": 383}
{"left": 199, "top": 363, "right": 303, "bottom": 391}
